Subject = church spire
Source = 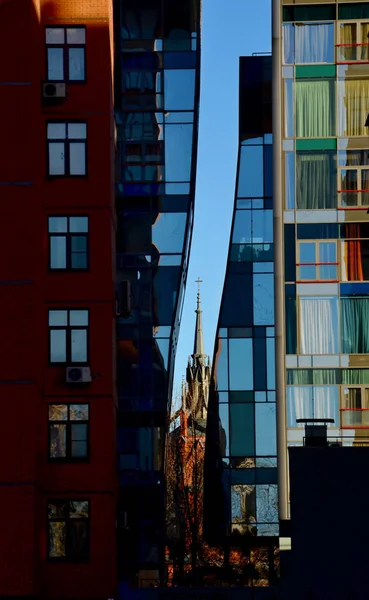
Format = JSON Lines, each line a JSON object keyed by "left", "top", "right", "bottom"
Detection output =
{"left": 193, "top": 277, "right": 205, "bottom": 358}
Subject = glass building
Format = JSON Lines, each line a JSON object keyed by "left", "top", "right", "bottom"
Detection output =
{"left": 274, "top": 0, "right": 369, "bottom": 520}
{"left": 113, "top": 0, "right": 201, "bottom": 588}
{"left": 204, "top": 56, "right": 279, "bottom": 566}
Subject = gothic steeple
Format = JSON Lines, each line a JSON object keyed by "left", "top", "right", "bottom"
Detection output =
{"left": 193, "top": 277, "right": 205, "bottom": 361}
{"left": 182, "top": 279, "right": 210, "bottom": 422}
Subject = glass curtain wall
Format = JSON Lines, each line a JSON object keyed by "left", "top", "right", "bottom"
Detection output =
{"left": 204, "top": 57, "right": 279, "bottom": 560}
{"left": 114, "top": 0, "right": 200, "bottom": 587}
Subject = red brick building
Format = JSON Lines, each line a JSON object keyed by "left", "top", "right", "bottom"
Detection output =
{"left": 0, "top": 1, "right": 117, "bottom": 598}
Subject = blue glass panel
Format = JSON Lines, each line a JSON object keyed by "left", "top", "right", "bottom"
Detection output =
{"left": 230, "top": 404, "right": 255, "bottom": 456}
{"left": 264, "top": 145, "right": 273, "bottom": 197}
{"left": 165, "top": 124, "right": 193, "bottom": 181}
{"left": 164, "top": 52, "right": 197, "bottom": 69}
{"left": 267, "top": 338, "right": 276, "bottom": 390}
{"left": 255, "top": 404, "right": 276, "bottom": 455}
{"left": 253, "top": 274, "right": 274, "bottom": 325}
{"left": 254, "top": 338, "right": 266, "bottom": 391}
{"left": 152, "top": 213, "right": 186, "bottom": 253}
{"left": 164, "top": 69, "right": 195, "bottom": 110}
{"left": 232, "top": 210, "right": 251, "bottom": 244}
{"left": 340, "top": 283, "right": 369, "bottom": 296}
{"left": 216, "top": 338, "right": 228, "bottom": 390}
{"left": 297, "top": 224, "right": 338, "bottom": 239}
{"left": 229, "top": 338, "right": 253, "bottom": 390}
{"left": 238, "top": 146, "right": 264, "bottom": 197}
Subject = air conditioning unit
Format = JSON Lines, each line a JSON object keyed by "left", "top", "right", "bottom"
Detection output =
{"left": 42, "top": 82, "right": 67, "bottom": 99}
{"left": 66, "top": 366, "right": 92, "bottom": 384}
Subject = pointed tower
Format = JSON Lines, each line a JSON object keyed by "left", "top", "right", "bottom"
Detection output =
{"left": 183, "top": 278, "right": 211, "bottom": 424}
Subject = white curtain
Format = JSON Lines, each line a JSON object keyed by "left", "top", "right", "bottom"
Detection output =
{"left": 313, "top": 385, "right": 338, "bottom": 423}
{"left": 300, "top": 296, "right": 339, "bottom": 354}
{"left": 283, "top": 23, "right": 334, "bottom": 64}
{"left": 287, "top": 385, "right": 339, "bottom": 426}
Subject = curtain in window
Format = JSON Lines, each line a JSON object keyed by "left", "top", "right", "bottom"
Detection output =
{"left": 287, "top": 386, "right": 312, "bottom": 426}
{"left": 296, "top": 80, "right": 335, "bottom": 137}
{"left": 300, "top": 296, "right": 339, "bottom": 354}
{"left": 287, "top": 370, "right": 311, "bottom": 385}
{"left": 295, "top": 23, "right": 334, "bottom": 63}
{"left": 313, "top": 385, "right": 339, "bottom": 423}
{"left": 341, "top": 297, "right": 369, "bottom": 353}
{"left": 313, "top": 369, "right": 338, "bottom": 384}
{"left": 339, "top": 24, "right": 357, "bottom": 62}
{"left": 342, "top": 224, "right": 364, "bottom": 281}
{"left": 283, "top": 24, "right": 294, "bottom": 64}
{"left": 287, "top": 385, "right": 338, "bottom": 426}
{"left": 338, "top": 79, "right": 369, "bottom": 137}
{"left": 296, "top": 152, "right": 336, "bottom": 209}
{"left": 361, "top": 23, "right": 369, "bottom": 60}
{"left": 342, "top": 369, "right": 369, "bottom": 384}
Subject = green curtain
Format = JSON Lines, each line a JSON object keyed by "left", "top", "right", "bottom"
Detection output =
{"left": 287, "top": 370, "right": 311, "bottom": 384}
{"left": 342, "top": 369, "right": 369, "bottom": 384}
{"left": 296, "top": 152, "right": 336, "bottom": 209}
{"left": 341, "top": 297, "right": 369, "bottom": 353}
{"left": 296, "top": 80, "right": 335, "bottom": 138}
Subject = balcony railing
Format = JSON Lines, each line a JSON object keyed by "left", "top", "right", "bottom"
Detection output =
{"left": 336, "top": 43, "right": 369, "bottom": 64}
{"left": 341, "top": 408, "right": 369, "bottom": 428}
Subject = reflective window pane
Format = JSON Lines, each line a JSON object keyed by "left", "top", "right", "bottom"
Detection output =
{"left": 253, "top": 274, "right": 274, "bottom": 325}
{"left": 48, "top": 217, "right": 68, "bottom": 233}
{"left": 255, "top": 404, "right": 276, "bottom": 455}
{"left": 70, "top": 404, "right": 89, "bottom": 420}
{"left": 49, "top": 142, "right": 65, "bottom": 175}
{"left": 71, "top": 330, "right": 87, "bottom": 362}
{"left": 50, "top": 423, "right": 67, "bottom": 458}
{"left": 69, "top": 217, "right": 88, "bottom": 233}
{"left": 68, "top": 123, "right": 87, "bottom": 139}
{"left": 50, "top": 237, "right": 66, "bottom": 269}
{"left": 50, "top": 330, "right": 67, "bottom": 362}
{"left": 69, "top": 48, "right": 85, "bottom": 81}
{"left": 152, "top": 213, "right": 186, "bottom": 253}
{"left": 48, "top": 404, "right": 68, "bottom": 421}
{"left": 48, "top": 123, "right": 66, "bottom": 139}
{"left": 69, "top": 143, "right": 86, "bottom": 175}
{"left": 66, "top": 28, "right": 86, "bottom": 44}
{"left": 49, "top": 522, "right": 66, "bottom": 557}
{"left": 232, "top": 210, "right": 251, "bottom": 244}
{"left": 69, "top": 310, "right": 88, "bottom": 326}
{"left": 230, "top": 404, "right": 255, "bottom": 456}
{"left": 164, "top": 69, "right": 195, "bottom": 110}
{"left": 229, "top": 338, "right": 253, "bottom": 390}
{"left": 216, "top": 338, "right": 228, "bottom": 390}
{"left": 46, "top": 28, "right": 65, "bottom": 44}
{"left": 49, "top": 310, "right": 68, "bottom": 326}
{"left": 238, "top": 146, "right": 264, "bottom": 197}
{"left": 165, "top": 124, "right": 193, "bottom": 181}
{"left": 48, "top": 48, "right": 64, "bottom": 80}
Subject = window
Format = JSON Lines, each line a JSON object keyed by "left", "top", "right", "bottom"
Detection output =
{"left": 298, "top": 240, "right": 338, "bottom": 280}
{"left": 123, "top": 140, "right": 164, "bottom": 181}
{"left": 48, "top": 404, "right": 89, "bottom": 460}
{"left": 296, "top": 79, "right": 335, "bottom": 137}
{"left": 299, "top": 296, "right": 339, "bottom": 354}
{"left": 341, "top": 296, "right": 369, "bottom": 353}
{"left": 338, "top": 21, "right": 369, "bottom": 62}
{"left": 338, "top": 78, "right": 369, "bottom": 137}
{"left": 48, "top": 500, "right": 89, "bottom": 561}
{"left": 287, "top": 385, "right": 339, "bottom": 427}
{"left": 46, "top": 27, "right": 86, "bottom": 81}
{"left": 341, "top": 224, "right": 369, "bottom": 281}
{"left": 49, "top": 309, "right": 89, "bottom": 364}
{"left": 296, "top": 151, "right": 337, "bottom": 210}
{"left": 338, "top": 167, "right": 369, "bottom": 207}
{"left": 342, "top": 386, "right": 369, "bottom": 427}
{"left": 283, "top": 22, "right": 334, "bottom": 64}
{"left": 48, "top": 216, "right": 89, "bottom": 270}
{"left": 47, "top": 122, "right": 87, "bottom": 177}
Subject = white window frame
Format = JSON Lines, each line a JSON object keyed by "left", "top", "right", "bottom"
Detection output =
{"left": 338, "top": 165, "right": 369, "bottom": 207}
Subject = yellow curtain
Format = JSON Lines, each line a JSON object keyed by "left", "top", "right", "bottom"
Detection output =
{"left": 339, "top": 79, "right": 369, "bottom": 136}
{"left": 340, "top": 23, "right": 357, "bottom": 61}
{"left": 361, "top": 23, "right": 369, "bottom": 59}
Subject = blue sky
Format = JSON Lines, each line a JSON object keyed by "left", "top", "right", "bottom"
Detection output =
{"left": 173, "top": 0, "right": 272, "bottom": 400}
